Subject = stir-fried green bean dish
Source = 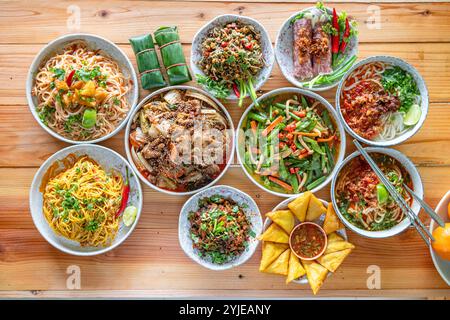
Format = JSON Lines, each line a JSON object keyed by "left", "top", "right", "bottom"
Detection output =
{"left": 241, "top": 93, "right": 340, "bottom": 194}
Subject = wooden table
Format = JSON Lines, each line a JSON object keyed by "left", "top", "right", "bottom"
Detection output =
{"left": 1, "top": 0, "right": 449, "bottom": 299}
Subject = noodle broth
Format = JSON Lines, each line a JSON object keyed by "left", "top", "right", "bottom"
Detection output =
{"left": 339, "top": 61, "right": 421, "bottom": 142}
{"left": 334, "top": 153, "right": 413, "bottom": 231}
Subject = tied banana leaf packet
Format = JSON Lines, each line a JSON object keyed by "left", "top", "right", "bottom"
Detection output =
{"left": 154, "top": 26, "right": 192, "bottom": 85}
{"left": 129, "top": 34, "right": 166, "bottom": 90}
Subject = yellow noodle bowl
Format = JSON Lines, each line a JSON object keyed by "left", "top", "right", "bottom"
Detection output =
{"left": 42, "top": 155, "right": 123, "bottom": 247}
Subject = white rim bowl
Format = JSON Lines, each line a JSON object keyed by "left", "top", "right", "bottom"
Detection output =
{"left": 264, "top": 196, "right": 347, "bottom": 284}
{"left": 429, "top": 190, "right": 450, "bottom": 286}
{"left": 29, "top": 144, "right": 143, "bottom": 256}
{"left": 124, "top": 85, "right": 235, "bottom": 196}
{"left": 335, "top": 55, "right": 429, "bottom": 147}
{"left": 190, "top": 14, "right": 275, "bottom": 100}
{"left": 178, "top": 185, "right": 263, "bottom": 270}
{"left": 236, "top": 87, "right": 346, "bottom": 198}
{"left": 331, "top": 147, "right": 424, "bottom": 238}
{"left": 275, "top": 6, "right": 358, "bottom": 92}
{"left": 26, "top": 33, "right": 139, "bottom": 144}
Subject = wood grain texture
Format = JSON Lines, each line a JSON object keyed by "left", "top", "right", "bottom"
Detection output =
{"left": 1, "top": 0, "right": 450, "bottom": 298}
{"left": 1, "top": 2, "right": 450, "bottom": 44}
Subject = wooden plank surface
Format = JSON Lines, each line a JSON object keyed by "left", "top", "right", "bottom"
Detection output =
{"left": 0, "top": 0, "right": 449, "bottom": 299}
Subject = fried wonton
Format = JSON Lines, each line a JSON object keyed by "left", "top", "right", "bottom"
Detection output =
{"left": 266, "top": 210, "right": 295, "bottom": 234}
{"left": 302, "top": 260, "right": 328, "bottom": 295}
{"left": 324, "top": 233, "right": 355, "bottom": 255}
{"left": 286, "top": 251, "right": 306, "bottom": 284}
{"left": 258, "top": 223, "right": 289, "bottom": 244}
{"left": 323, "top": 203, "right": 344, "bottom": 234}
{"left": 317, "top": 248, "right": 352, "bottom": 272}
{"left": 288, "top": 191, "right": 311, "bottom": 222}
{"left": 259, "top": 242, "right": 289, "bottom": 271}
{"left": 306, "top": 195, "right": 327, "bottom": 221}
{"left": 263, "top": 249, "right": 290, "bottom": 276}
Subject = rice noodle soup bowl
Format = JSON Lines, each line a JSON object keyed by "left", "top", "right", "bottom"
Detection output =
{"left": 336, "top": 56, "right": 428, "bottom": 147}
{"left": 26, "top": 33, "right": 138, "bottom": 144}
{"left": 236, "top": 87, "right": 346, "bottom": 198}
{"left": 331, "top": 147, "right": 423, "bottom": 238}
{"left": 125, "top": 86, "right": 235, "bottom": 196}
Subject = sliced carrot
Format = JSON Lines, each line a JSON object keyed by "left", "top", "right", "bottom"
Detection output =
{"left": 299, "top": 153, "right": 310, "bottom": 159}
{"left": 250, "top": 120, "right": 257, "bottom": 135}
{"left": 268, "top": 176, "right": 293, "bottom": 191}
{"left": 317, "top": 135, "right": 335, "bottom": 143}
{"left": 262, "top": 116, "right": 283, "bottom": 137}
{"left": 292, "top": 131, "right": 320, "bottom": 137}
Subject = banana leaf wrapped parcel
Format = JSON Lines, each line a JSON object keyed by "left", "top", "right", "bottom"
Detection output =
{"left": 129, "top": 34, "right": 166, "bottom": 89}
{"left": 154, "top": 26, "right": 192, "bottom": 85}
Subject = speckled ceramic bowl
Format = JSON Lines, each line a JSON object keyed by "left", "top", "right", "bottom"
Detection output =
{"left": 191, "top": 14, "right": 275, "bottom": 100}
{"left": 26, "top": 33, "right": 139, "bottom": 144}
{"left": 331, "top": 147, "right": 423, "bottom": 239}
{"left": 264, "top": 197, "right": 347, "bottom": 284}
{"left": 335, "top": 55, "right": 429, "bottom": 147}
{"left": 429, "top": 191, "right": 450, "bottom": 286}
{"left": 29, "top": 144, "right": 143, "bottom": 256}
{"left": 236, "top": 87, "right": 346, "bottom": 198}
{"left": 124, "top": 85, "right": 235, "bottom": 196}
{"left": 179, "top": 185, "right": 263, "bottom": 270}
{"left": 275, "top": 7, "right": 358, "bottom": 91}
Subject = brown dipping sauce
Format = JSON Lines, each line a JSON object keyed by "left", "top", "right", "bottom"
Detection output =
{"left": 289, "top": 222, "right": 327, "bottom": 260}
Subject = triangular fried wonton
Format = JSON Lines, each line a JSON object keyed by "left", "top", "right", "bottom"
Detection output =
{"left": 317, "top": 248, "right": 352, "bottom": 272}
{"left": 262, "top": 249, "right": 290, "bottom": 276}
{"left": 288, "top": 192, "right": 311, "bottom": 222}
{"left": 302, "top": 260, "right": 328, "bottom": 295}
{"left": 259, "top": 242, "right": 289, "bottom": 271}
{"left": 324, "top": 233, "right": 355, "bottom": 255}
{"left": 286, "top": 250, "right": 306, "bottom": 284}
{"left": 305, "top": 195, "right": 327, "bottom": 221}
{"left": 323, "top": 203, "right": 344, "bottom": 234}
{"left": 257, "top": 223, "right": 289, "bottom": 244}
{"left": 266, "top": 210, "right": 295, "bottom": 234}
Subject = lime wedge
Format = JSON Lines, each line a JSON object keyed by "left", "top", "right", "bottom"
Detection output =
{"left": 122, "top": 206, "right": 137, "bottom": 227}
{"left": 377, "top": 184, "right": 389, "bottom": 204}
{"left": 403, "top": 104, "right": 421, "bottom": 126}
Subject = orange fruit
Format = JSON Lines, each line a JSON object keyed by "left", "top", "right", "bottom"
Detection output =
{"left": 432, "top": 223, "right": 450, "bottom": 261}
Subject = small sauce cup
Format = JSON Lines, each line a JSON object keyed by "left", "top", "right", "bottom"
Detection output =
{"left": 289, "top": 222, "right": 328, "bottom": 261}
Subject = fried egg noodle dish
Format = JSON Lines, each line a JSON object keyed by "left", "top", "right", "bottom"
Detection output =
{"left": 41, "top": 154, "right": 123, "bottom": 247}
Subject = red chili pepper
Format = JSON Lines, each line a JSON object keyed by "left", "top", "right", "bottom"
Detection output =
{"left": 290, "top": 144, "right": 297, "bottom": 151}
{"left": 221, "top": 41, "right": 228, "bottom": 48}
{"left": 289, "top": 168, "right": 296, "bottom": 174}
{"left": 244, "top": 42, "right": 253, "bottom": 50}
{"left": 278, "top": 132, "right": 284, "bottom": 139}
{"left": 66, "top": 70, "right": 76, "bottom": 87}
{"left": 232, "top": 83, "right": 240, "bottom": 97}
{"left": 332, "top": 8, "right": 340, "bottom": 55}
{"left": 279, "top": 142, "right": 286, "bottom": 148}
{"left": 115, "top": 167, "right": 130, "bottom": 218}
{"left": 339, "top": 18, "right": 351, "bottom": 53}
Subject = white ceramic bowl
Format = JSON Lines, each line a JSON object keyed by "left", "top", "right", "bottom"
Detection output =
{"left": 29, "top": 144, "right": 143, "bottom": 256}
{"left": 236, "top": 87, "right": 346, "bottom": 198}
{"left": 264, "top": 197, "right": 347, "bottom": 284}
{"left": 429, "top": 190, "right": 450, "bottom": 286}
{"left": 26, "top": 33, "right": 139, "bottom": 144}
{"left": 275, "top": 6, "right": 358, "bottom": 91}
{"left": 124, "top": 85, "right": 235, "bottom": 196}
{"left": 191, "top": 14, "right": 275, "bottom": 100}
{"left": 178, "top": 185, "right": 263, "bottom": 270}
{"left": 335, "top": 55, "right": 429, "bottom": 147}
{"left": 331, "top": 147, "right": 423, "bottom": 238}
